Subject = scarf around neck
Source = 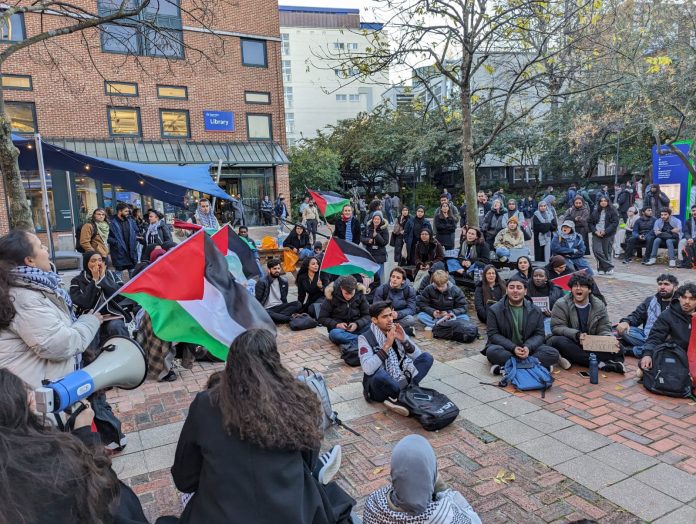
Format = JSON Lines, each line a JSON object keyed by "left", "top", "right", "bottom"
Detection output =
{"left": 534, "top": 209, "right": 552, "bottom": 246}
{"left": 11, "top": 265, "right": 75, "bottom": 319}
{"left": 95, "top": 220, "right": 110, "bottom": 243}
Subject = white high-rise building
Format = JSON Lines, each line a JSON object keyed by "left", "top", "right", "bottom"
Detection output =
{"left": 279, "top": 6, "right": 388, "bottom": 146}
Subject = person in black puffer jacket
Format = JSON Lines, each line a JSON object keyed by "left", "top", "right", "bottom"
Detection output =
{"left": 361, "top": 212, "right": 389, "bottom": 284}
{"left": 372, "top": 267, "right": 417, "bottom": 330}
{"left": 318, "top": 275, "right": 371, "bottom": 347}
{"left": 416, "top": 270, "right": 469, "bottom": 327}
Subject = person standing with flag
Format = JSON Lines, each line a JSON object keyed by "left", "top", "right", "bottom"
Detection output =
{"left": 333, "top": 204, "right": 362, "bottom": 245}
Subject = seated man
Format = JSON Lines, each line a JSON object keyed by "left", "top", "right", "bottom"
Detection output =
{"left": 549, "top": 273, "right": 624, "bottom": 373}
{"left": 254, "top": 258, "right": 302, "bottom": 324}
{"left": 373, "top": 267, "right": 417, "bottom": 334}
{"left": 358, "top": 301, "right": 434, "bottom": 415}
{"left": 678, "top": 205, "right": 696, "bottom": 265}
{"left": 615, "top": 274, "right": 678, "bottom": 357}
{"left": 640, "top": 282, "right": 696, "bottom": 378}
{"left": 484, "top": 276, "right": 560, "bottom": 375}
{"left": 318, "top": 275, "right": 371, "bottom": 348}
{"left": 644, "top": 208, "right": 681, "bottom": 267}
{"left": 624, "top": 207, "right": 655, "bottom": 263}
{"left": 416, "top": 269, "right": 469, "bottom": 327}
{"left": 550, "top": 220, "right": 593, "bottom": 275}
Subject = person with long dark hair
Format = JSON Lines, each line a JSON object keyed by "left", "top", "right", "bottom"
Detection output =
{"left": 452, "top": 226, "right": 490, "bottom": 276}
{"left": 0, "top": 230, "right": 102, "bottom": 389}
{"left": 407, "top": 206, "right": 432, "bottom": 265}
{"left": 172, "top": 329, "right": 351, "bottom": 523}
{"left": 474, "top": 264, "right": 506, "bottom": 324}
{"left": 512, "top": 255, "right": 533, "bottom": 284}
{"left": 589, "top": 195, "right": 620, "bottom": 275}
{"left": 433, "top": 202, "right": 457, "bottom": 250}
{"left": 361, "top": 212, "right": 389, "bottom": 283}
{"left": 139, "top": 208, "right": 173, "bottom": 262}
{"left": 296, "top": 256, "right": 330, "bottom": 315}
{"left": 392, "top": 206, "right": 412, "bottom": 264}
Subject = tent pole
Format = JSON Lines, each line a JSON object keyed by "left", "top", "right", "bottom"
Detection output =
{"left": 211, "top": 159, "right": 223, "bottom": 209}
{"left": 35, "top": 133, "right": 56, "bottom": 265}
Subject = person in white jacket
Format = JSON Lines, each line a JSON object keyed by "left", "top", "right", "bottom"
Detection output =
{"left": 0, "top": 230, "right": 102, "bottom": 389}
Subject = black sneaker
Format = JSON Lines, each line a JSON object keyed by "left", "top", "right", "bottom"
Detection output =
{"left": 601, "top": 360, "right": 626, "bottom": 374}
{"left": 490, "top": 364, "right": 502, "bottom": 376}
{"left": 622, "top": 259, "right": 630, "bottom": 264}
{"left": 404, "top": 326, "right": 416, "bottom": 337}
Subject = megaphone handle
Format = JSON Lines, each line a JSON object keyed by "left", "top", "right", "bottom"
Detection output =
{"left": 64, "top": 401, "right": 88, "bottom": 433}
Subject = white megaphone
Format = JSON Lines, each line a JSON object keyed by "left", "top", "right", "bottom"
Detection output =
{"left": 34, "top": 336, "right": 148, "bottom": 413}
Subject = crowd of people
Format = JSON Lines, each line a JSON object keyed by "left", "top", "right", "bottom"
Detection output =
{"left": 1, "top": 177, "right": 694, "bottom": 524}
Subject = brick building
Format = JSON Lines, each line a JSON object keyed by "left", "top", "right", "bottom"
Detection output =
{"left": 0, "top": 0, "right": 289, "bottom": 236}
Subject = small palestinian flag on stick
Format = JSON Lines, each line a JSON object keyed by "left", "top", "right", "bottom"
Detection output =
{"left": 120, "top": 230, "right": 275, "bottom": 360}
{"left": 307, "top": 189, "right": 350, "bottom": 217}
{"left": 211, "top": 224, "right": 262, "bottom": 281}
{"left": 550, "top": 269, "right": 588, "bottom": 292}
{"left": 320, "top": 237, "right": 380, "bottom": 277}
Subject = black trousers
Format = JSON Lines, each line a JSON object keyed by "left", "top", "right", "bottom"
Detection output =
{"left": 548, "top": 335, "right": 623, "bottom": 367}
{"left": 485, "top": 344, "right": 560, "bottom": 369}
{"left": 267, "top": 301, "right": 303, "bottom": 323}
{"left": 306, "top": 219, "right": 319, "bottom": 244}
{"left": 624, "top": 236, "right": 645, "bottom": 260}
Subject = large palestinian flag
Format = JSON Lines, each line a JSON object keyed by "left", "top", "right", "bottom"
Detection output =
{"left": 211, "top": 224, "right": 262, "bottom": 281}
{"left": 320, "top": 237, "right": 380, "bottom": 277}
{"left": 121, "top": 230, "right": 276, "bottom": 360}
{"left": 307, "top": 189, "right": 350, "bottom": 217}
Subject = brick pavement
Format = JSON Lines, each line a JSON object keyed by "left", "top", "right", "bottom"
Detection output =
{"left": 102, "top": 236, "right": 696, "bottom": 523}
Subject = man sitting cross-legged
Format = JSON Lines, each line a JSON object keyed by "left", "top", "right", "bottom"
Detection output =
{"left": 639, "top": 282, "right": 696, "bottom": 378}
{"left": 254, "top": 258, "right": 302, "bottom": 324}
{"left": 615, "top": 273, "right": 678, "bottom": 357}
{"left": 318, "top": 275, "right": 371, "bottom": 349}
{"left": 416, "top": 269, "right": 469, "bottom": 327}
{"left": 358, "top": 301, "right": 434, "bottom": 416}
{"left": 372, "top": 267, "right": 417, "bottom": 335}
{"left": 549, "top": 273, "right": 625, "bottom": 373}
{"left": 483, "top": 276, "right": 560, "bottom": 375}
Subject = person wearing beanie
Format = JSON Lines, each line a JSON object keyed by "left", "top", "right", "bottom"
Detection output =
{"left": 484, "top": 275, "right": 561, "bottom": 375}
{"left": 493, "top": 215, "right": 526, "bottom": 262}
{"left": 550, "top": 220, "right": 594, "bottom": 275}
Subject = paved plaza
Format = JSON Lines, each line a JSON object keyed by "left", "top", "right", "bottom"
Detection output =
{"left": 103, "top": 229, "right": 696, "bottom": 523}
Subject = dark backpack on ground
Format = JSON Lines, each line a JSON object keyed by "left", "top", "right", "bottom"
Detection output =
{"left": 642, "top": 342, "right": 693, "bottom": 398}
{"left": 432, "top": 318, "right": 478, "bottom": 343}
{"left": 399, "top": 384, "right": 460, "bottom": 431}
{"left": 499, "top": 356, "right": 553, "bottom": 397}
{"left": 681, "top": 243, "right": 696, "bottom": 269}
{"left": 289, "top": 313, "right": 318, "bottom": 331}
{"left": 75, "top": 221, "right": 97, "bottom": 253}
{"left": 340, "top": 342, "right": 361, "bottom": 367}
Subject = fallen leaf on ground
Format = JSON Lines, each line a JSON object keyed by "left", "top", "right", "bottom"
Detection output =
{"left": 493, "top": 470, "right": 516, "bottom": 484}
{"left": 373, "top": 467, "right": 384, "bottom": 475}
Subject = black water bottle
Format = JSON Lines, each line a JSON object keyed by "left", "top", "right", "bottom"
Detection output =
{"left": 589, "top": 353, "right": 599, "bottom": 384}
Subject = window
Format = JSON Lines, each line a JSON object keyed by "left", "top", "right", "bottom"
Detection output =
{"left": 0, "top": 12, "right": 25, "bottom": 42}
{"left": 99, "top": 0, "right": 184, "bottom": 58}
{"left": 246, "top": 113, "right": 272, "bottom": 140}
{"left": 335, "top": 94, "right": 347, "bottom": 102}
{"left": 285, "top": 113, "right": 295, "bottom": 134}
{"left": 241, "top": 39, "right": 267, "bottom": 67}
{"left": 284, "top": 87, "right": 293, "bottom": 109}
{"left": 334, "top": 67, "right": 359, "bottom": 78}
{"left": 333, "top": 42, "right": 345, "bottom": 50}
{"left": 157, "top": 85, "right": 187, "bottom": 99}
{"left": 348, "top": 43, "right": 358, "bottom": 51}
{"left": 245, "top": 91, "right": 270, "bottom": 104}
{"left": 105, "top": 81, "right": 138, "bottom": 96}
{"left": 281, "top": 33, "right": 290, "bottom": 56}
{"left": 5, "top": 102, "right": 37, "bottom": 133}
{"left": 349, "top": 94, "right": 360, "bottom": 102}
{"left": 282, "top": 60, "right": 292, "bottom": 82}
{"left": 160, "top": 109, "right": 190, "bottom": 138}
{"left": 1, "top": 74, "right": 32, "bottom": 90}
{"left": 108, "top": 106, "right": 141, "bottom": 136}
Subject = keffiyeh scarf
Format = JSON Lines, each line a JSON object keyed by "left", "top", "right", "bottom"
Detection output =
{"left": 11, "top": 265, "right": 75, "bottom": 319}
{"left": 369, "top": 325, "right": 417, "bottom": 382}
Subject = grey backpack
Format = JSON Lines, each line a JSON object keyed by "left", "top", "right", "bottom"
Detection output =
{"left": 297, "top": 368, "right": 359, "bottom": 435}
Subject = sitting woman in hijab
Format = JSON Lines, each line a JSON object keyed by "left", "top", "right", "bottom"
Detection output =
{"left": 527, "top": 267, "right": 564, "bottom": 336}
{"left": 414, "top": 229, "right": 445, "bottom": 272}
{"left": 363, "top": 434, "right": 481, "bottom": 524}
{"left": 474, "top": 264, "right": 506, "bottom": 324}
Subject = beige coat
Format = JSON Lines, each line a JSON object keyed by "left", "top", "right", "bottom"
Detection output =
{"left": 493, "top": 227, "right": 525, "bottom": 250}
{"left": 79, "top": 221, "right": 109, "bottom": 257}
{"left": 0, "top": 282, "right": 100, "bottom": 388}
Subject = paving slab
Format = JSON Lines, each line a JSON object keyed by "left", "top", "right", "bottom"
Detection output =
{"left": 332, "top": 397, "right": 383, "bottom": 421}
{"left": 634, "top": 463, "right": 696, "bottom": 503}
{"left": 330, "top": 382, "right": 365, "bottom": 401}
{"left": 599, "top": 478, "right": 682, "bottom": 522}
{"left": 517, "top": 435, "right": 583, "bottom": 467}
{"left": 459, "top": 404, "right": 510, "bottom": 427}
{"left": 144, "top": 443, "right": 177, "bottom": 473}
{"left": 446, "top": 357, "right": 492, "bottom": 378}
{"left": 589, "top": 443, "right": 659, "bottom": 475}
{"left": 139, "top": 421, "right": 184, "bottom": 449}
{"left": 461, "top": 383, "right": 511, "bottom": 403}
{"left": 654, "top": 505, "right": 696, "bottom": 524}
{"left": 489, "top": 396, "right": 541, "bottom": 417}
{"left": 486, "top": 419, "right": 544, "bottom": 445}
{"left": 550, "top": 425, "right": 613, "bottom": 453}
{"left": 119, "top": 431, "right": 144, "bottom": 456}
{"left": 112, "top": 451, "right": 148, "bottom": 479}
{"left": 516, "top": 409, "right": 574, "bottom": 434}
{"left": 440, "top": 372, "right": 486, "bottom": 391}
{"left": 554, "top": 455, "right": 627, "bottom": 491}
{"left": 417, "top": 378, "right": 458, "bottom": 395}
{"left": 425, "top": 361, "right": 463, "bottom": 379}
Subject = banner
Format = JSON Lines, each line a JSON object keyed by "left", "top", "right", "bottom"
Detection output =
{"left": 652, "top": 141, "right": 693, "bottom": 223}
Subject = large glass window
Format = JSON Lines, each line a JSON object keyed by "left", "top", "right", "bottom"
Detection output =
{"left": 281, "top": 33, "right": 290, "bottom": 56}
{"left": 246, "top": 113, "right": 272, "bottom": 140}
{"left": 0, "top": 12, "right": 25, "bottom": 42}
{"left": 6, "top": 101, "right": 37, "bottom": 133}
{"left": 160, "top": 109, "right": 190, "bottom": 138}
{"left": 108, "top": 106, "right": 141, "bottom": 136}
{"left": 157, "top": 85, "right": 187, "bottom": 99}
{"left": 105, "top": 81, "right": 138, "bottom": 96}
{"left": 241, "top": 39, "right": 267, "bottom": 67}
{"left": 99, "top": 0, "right": 183, "bottom": 58}
{"left": 22, "top": 170, "right": 55, "bottom": 231}
{"left": 1, "top": 74, "right": 32, "bottom": 90}
{"left": 245, "top": 91, "right": 270, "bottom": 104}
{"left": 282, "top": 60, "right": 291, "bottom": 82}
{"left": 284, "top": 87, "right": 293, "bottom": 109}
{"left": 285, "top": 113, "right": 295, "bottom": 134}
{"left": 74, "top": 175, "right": 99, "bottom": 224}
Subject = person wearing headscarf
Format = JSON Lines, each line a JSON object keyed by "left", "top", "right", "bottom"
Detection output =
{"left": 613, "top": 205, "right": 639, "bottom": 258}
{"left": 414, "top": 229, "right": 445, "bottom": 272}
{"left": 562, "top": 196, "right": 591, "bottom": 255}
{"left": 532, "top": 200, "right": 557, "bottom": 262}
{"left": 408, "top": 206, "right": 432, "bottom": 265}
{"left": 528, "top": 267, "right": 565, "bottom": 336}
{"left": 363, "top": 434, "right": 481, "bottom": 524}
{"left": 482, "top": 199, "right": 506, "bottom": 249}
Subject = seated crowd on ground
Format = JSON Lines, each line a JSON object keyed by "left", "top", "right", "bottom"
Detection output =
{"left": 1, "top": 180, "right": 695, "bottom": 524}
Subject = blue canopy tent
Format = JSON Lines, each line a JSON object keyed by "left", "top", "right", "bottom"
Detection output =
{"left": 11, "top": 134, "right": 234, "bottom": 205}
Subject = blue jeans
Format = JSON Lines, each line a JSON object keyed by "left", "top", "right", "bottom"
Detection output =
{"left": 651, "top": 237, "right": 677, "bottom": 260}
{"left": 329, "top": 324, "right": 370, "bottom": 345}
{"left": 568, "top": 257, "right": 594, "bottom": 276}
{"left": 364, "top": 352, "right": 434, "bottom": 402}
{"left": 299, "top": 248, "right": 314, "bottom": 259}
{"left": 496, "top": 247, "right": 510, "bottom": 259}
{"left": 543, "top": 317, "right": 551, "bottom": 337}
{"left": 417, "top": 312, "right": 470, "bottom": 327}
{"left": 620, "top": 326, "right": 646, "bottom": 357}
{"left": 446, "top": 258, "right": 462, "bottom": 273}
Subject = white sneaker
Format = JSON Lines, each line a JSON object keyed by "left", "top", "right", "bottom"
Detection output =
{"left": 669, "top": 259, "right": 676, "bottom": 268}
{"left": 636, "top": 368, "right": 643, "bottom": 379}
{"left": 597, "top": 270, "right": 605, "bottom": 275}
{"left": 645, "top": 258, "right": 657, "bottom": 265}
{"left": 558, "top": 357, "right": 572, "bottom": 370}
{"left": 490, "top": 364, "right": 502, "bottom": 375}
{"left": 317, "top": 445, "right": 342, "bottom": 485}
{"left": 384, "top": 397, "right": 410, "bottom": 417}
{"left": 605, "top": 269, "right": 614, "bottom": 276}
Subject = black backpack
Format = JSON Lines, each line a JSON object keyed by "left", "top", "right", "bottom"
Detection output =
{"left": 432, "top": 318, "right": 479, "bottom": 343}
{"left": 340, "top": 343, "right": 361, "bottom": 367}
{"left": 643, "top": 342, "right": 693, "bottom": 398}
{"left": 75, "top": 221, "right": 98, "bottom": 253}
{"left": 289, "top": 313, "right": 318, "bottom": 331}
{"left": 399, "top": 384, "right": 460, "bottom": 431}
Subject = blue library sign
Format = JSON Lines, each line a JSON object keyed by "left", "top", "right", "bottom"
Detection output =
{"left": 203, "top": 111, "right": 235, "bottom": 132}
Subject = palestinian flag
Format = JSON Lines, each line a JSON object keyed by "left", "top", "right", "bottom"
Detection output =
{"left": 320, "top": 237, "right": 380, "bottom": 277}
{"left": 551, "top": 269, "right": 587, "bottom": 292}
{"left": 307, "top": 189, "right": 350, "bottom": 217}
{"left": 211, "top": 225, "right": 262, "bottom": 281}
{"left": 120, "top": 231, "right": 275, "bottom": 360}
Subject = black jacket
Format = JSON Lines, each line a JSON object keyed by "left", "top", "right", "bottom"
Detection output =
{"left": 318, "top": 279, "right": 370, "bottom": 330}
{"left": 139, "top": 222, "right": 172, "bottom": 247}
{"left": 527, "top": 282, "right": 564, "bottom": 312}
{"left": 474, "top": 282, "right": 504, "bottom": 324}
{"left": 255, "top": 275, "right": 289, "bottom": 306}
{"left": 632, "top": 216, "right": 656, "bottom": 238}
{"left": 415, "top": 239, "right": 445, "bottom": 268}
{"left": 683, "top": 216, "right": 696, "bottom": 240}
{"left": 643, "top": 301, "right": 691, "bottom": 358}
{"left": 297, "top": 271, "right": 330, "bottom": 307}
{"left": 616, "top": 189, "right": 633, "bottom": 213}
{"left": 416, "top": 283, "right": 468, "bottom": 317}
{"left": 360, "top": 223, "right": 389, "bottom": 263}
{"left": 69, "top": 270, "right": 133, "bottom": 322}
{"left": 588, "top": 205, "right": 620, "bottom": 237}
{"left": 433, "top": 214, "right": 457, "bottom": 248}
{"left": 333, "top": 217, "right": 361, "bottom": 244}
{"left": 172, "top": 391, "right": 332, "bottom": 524}
{"left": 283, "top": 229, "right": 311, "bottom": 251}
{"left": 485, "top": 297, "right": 545, "bottom": 354}
{"left": 373, "top": 282, "right": 417, "bottom": 319}
{"left": 645, "top": 190, "right": 671, "bottom": 215}
{"left": 620, "top": 294, "right": 677, "bottom": 328}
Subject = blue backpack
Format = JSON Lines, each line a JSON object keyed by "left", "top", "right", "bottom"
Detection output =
{"left": 499, "top": 356, "right": 553, "bottom": 397}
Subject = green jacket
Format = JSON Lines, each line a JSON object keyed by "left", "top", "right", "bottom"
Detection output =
{"left": 550, "top": 294, "right": 612, "bottom": 340}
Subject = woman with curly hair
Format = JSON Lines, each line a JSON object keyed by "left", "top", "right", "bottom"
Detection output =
{"left": 172, "top": 329, "right": 353, "bottom": 523}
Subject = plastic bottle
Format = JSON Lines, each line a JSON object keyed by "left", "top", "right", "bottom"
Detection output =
{"left": 588, "top": 353, "right": 599, "bottom": 384}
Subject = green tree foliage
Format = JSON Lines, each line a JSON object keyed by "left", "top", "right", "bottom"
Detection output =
{"left": 288, "top": 144, "right": 342, "bottom": 204}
